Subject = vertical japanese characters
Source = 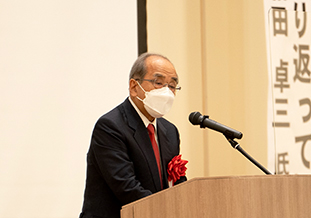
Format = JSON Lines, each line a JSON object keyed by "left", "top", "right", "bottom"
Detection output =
{"left": 269, "top": 2, "right": 311, "bottom": 174}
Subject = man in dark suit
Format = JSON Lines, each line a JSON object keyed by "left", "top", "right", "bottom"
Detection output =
{"left": 79, "top": 53, "right": 187, "bottom": 218}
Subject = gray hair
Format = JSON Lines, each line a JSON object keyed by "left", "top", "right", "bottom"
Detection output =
{"left": 129, "top": 52, "right": 172, "bottom": 82}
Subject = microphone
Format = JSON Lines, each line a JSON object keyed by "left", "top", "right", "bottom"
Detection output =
{"left": 189, "top": 111, "right": 243, "bottom": 139}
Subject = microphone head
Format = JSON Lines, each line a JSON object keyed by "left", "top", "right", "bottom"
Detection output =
{"left": 189, "top": 112, "right": 203, "bottom": 125}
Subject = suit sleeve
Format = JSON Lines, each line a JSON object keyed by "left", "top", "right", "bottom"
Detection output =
{"left": 175, "top": 176, "right": 187, "bottom": 185}
{"left": 89, "top": 117, "right": 152, "bottom": 205}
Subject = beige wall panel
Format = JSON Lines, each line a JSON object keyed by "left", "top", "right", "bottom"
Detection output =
{"left": 0, "top": 1, "right": 138, "bottom": 217}
{"left": 147, "top": 0, "right": 205, "bottom": 179}
{"left": 148, "top": 0, "right": 269, "bottom": 177}
{"left": 202, "top": 1, "right": 269, "bottom": 176}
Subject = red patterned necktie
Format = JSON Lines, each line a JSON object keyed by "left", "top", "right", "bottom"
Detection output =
{"left": 147, "top": 124, "right": 163, "bottom": 189}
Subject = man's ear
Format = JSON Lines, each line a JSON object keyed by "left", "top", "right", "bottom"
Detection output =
{"left": 129, "top": 79, "right": 138, "bottom": 97}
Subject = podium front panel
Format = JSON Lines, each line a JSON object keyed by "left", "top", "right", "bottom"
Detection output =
{"left": 121, "top": 175, "right": 311, "bottom": 218}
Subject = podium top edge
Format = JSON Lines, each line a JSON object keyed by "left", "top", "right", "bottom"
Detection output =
{"left": 121, "top": 174, "right": 311, "bottom": 210}
{"left": 189, "top": 174, "right": 311, "bottom": 181}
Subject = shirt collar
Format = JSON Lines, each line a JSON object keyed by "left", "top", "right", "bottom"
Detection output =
{"left": 128, "top": 97, "right": 157, "bottom": 129}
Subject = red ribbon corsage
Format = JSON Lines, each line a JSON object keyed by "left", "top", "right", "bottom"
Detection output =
{"left": 167, "top": 154, "right": 188, "bottom": 187}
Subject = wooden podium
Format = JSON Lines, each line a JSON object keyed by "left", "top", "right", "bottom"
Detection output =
{"left": 121, "top": 175, "right": 311, "bottom": 218}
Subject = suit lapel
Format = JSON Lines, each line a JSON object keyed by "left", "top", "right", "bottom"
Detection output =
{"left": 123, "top": 99, "right": 163, "bottom": 191}
{"left": 156, "top": 119, "right": 172, "bottom": 189}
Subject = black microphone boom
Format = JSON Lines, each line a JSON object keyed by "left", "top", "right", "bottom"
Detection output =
{"left": 189, "top": 111, "right": 243, "bottom": 139}
{"left": 189, "top": 111, "right": 272, "bottom": 175}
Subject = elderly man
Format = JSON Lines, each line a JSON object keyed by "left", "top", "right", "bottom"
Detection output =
{"left": 79, "top": 53, "right": 187, "bottom": 218}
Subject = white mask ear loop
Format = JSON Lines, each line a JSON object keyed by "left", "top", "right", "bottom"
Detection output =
{"left": 136, "top": 80, "right": 146, "bottom": 102}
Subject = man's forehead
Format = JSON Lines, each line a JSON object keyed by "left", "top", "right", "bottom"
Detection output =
{"left": 146, "top": 56, "right": 174, "bottom": 69}
{"left": 146, "top": 57, "right": 178, "bottom": 79}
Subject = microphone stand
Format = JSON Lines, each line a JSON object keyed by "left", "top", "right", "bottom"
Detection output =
{"left": 225, "top": 135, "right": 272, "bottom": 175}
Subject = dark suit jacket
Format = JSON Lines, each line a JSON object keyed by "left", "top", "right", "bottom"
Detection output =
{"left": 80, "top": 98, "right": 186, "bottom": 218}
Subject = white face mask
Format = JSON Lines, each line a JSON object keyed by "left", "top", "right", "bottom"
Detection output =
{"left": 136, "top": 82, "right": 175, "bottom": 118}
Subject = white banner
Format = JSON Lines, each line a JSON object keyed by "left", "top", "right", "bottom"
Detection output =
{"left": 264, "top": 0, "right": 311, "bottom": 174}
